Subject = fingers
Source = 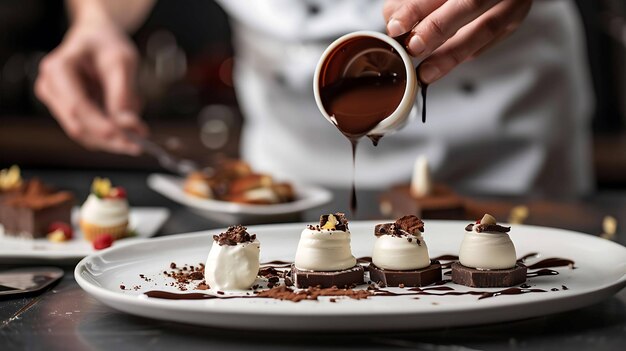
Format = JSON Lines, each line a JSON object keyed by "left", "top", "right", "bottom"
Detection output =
{"left": 406, "top": 0, "right": 501, "bottom": 57}
{"left": 384, "top": 0, "right": 446, "bottom": 37}
{"left": 417, "top": 0, "right": 532, "bottom": 84}
{"left": 96, "top": 47, "right": 148, "bottom": 136}
{"left": 35, "top": 51, "right": 142, "bottom": 155}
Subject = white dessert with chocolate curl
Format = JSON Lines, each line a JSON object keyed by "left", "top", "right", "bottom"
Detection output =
{"left": 459, "top": 214, "right": 517, "bottom": 270}
{"left": 205, "top": 225, "right": 260, "bottom": 290}
{"left": 294, "top": 213, "right": 356, "bottom": 271}
{"left": 372, "top": 215, "right": 431, "bottom": 270}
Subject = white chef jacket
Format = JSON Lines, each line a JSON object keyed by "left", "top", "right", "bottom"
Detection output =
{"left": 216, "top": 0, "right": 594, "bottom": 197}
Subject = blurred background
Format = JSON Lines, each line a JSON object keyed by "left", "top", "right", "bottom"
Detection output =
{"left": 0, "top": 0, "right": 625, "bottom": 189}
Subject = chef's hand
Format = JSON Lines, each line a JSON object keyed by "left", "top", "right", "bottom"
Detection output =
{"left": 384, "top": 0, "right": 532, "bottom": 84}
{"left": 35, "top": 18, "right": 147, "bottom": 155}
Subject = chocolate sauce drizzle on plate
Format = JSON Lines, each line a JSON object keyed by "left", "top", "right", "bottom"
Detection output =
{"left": 143, "top": 253, "right": 574, "bottom": 301}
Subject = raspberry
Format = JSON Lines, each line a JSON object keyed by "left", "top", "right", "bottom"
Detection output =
{"left": 108, "top": 187, "right": 127, "bottom": 199}
{"left": 48, "top": 221, "right": 73, "bottom": 240}
{"left": 93, "top": 234, "right": 114, "bottom": 250}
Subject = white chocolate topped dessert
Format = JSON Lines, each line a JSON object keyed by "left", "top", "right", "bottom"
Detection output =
{"left": 459, "top": 214, "right": 517, "bottom": 270}
{"left": 294, "top": 213, "right": 357, "bottom": 272}
{"left": 372, "top": 215, "right": 431, "bottom": 270}
{"left": 205, "top": 225, "right": 260, "bottom": 290}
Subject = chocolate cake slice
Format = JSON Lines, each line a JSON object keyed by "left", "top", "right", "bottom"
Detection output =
{"left": 0, "top": 179, "right": 74, "bottom": 238}
{"left": 291, "top": 264, "right": 364, "bottom": 289}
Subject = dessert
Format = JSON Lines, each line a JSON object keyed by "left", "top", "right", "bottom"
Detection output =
{"left": 205, "top": 225, "right": 260, "bottom": 290}
{"left": 0, "top": 166, "right": 74, "bottom": 238}
{"left": 452, "top": 214, "right": 527, "bottom": 287}
{"left": 79, "top": 178, "right": 130, "bottom": 241}
{"left": 183, "top": 160, "right": 295, "bottom": 205}
{"left": 368, "top": 215, "right": 442, "bottom": 287}
{"left": 292, "top": 213, "right": 364, "bottom": 288}
{"left": 379, "top": 156, "right": 465, "bottom": 219}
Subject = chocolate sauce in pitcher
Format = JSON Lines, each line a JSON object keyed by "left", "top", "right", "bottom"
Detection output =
{"left": 318, "top": 36, "right": 407, "bottom": 213}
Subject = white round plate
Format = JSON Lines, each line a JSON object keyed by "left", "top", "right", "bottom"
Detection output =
{"left": 0, "top": 207, "right": 169, "bottom": 263}
{"left": 75, "top": 220, "right": 626, "bottom": 331}
{"left": 147, "top": 173, "right": 332, "bottom": 223}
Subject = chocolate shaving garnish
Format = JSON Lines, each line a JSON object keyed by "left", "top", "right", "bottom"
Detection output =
{"left": 394, "top": 215, "right": 424, "bottom": 234}
{"left": 319, "top": 213, "right": 349, "bottom": 231}
{"left": 254, "top": 285, "right": 371, "bottom": 302}
{"left": 465, "top": 223, "right": 510, "bottom": 233}
{"left": 212, "top": 225, "right": 257, "bottom": 245}
{"left": 374, "top": 216, "right": 424, "bottom": 244}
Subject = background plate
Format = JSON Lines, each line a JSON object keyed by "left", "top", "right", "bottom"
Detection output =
{"left": 0, "top": 207, "right": 170, "bottom": 263}
{"left": 75, "top": 220, "right": 626, "bottom": 331}
{"left": 147, "top": 173, "right": 332, "bottom": 224}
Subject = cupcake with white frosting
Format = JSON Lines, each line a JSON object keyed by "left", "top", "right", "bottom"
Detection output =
{"left": 79, "top": 178, "right": 129, "bottom": 241}
{"left": 369, "top": 215, "right": 442, "bottom": 287}
{"left": 292, "top": 213, "right": 364, "bottom": 288}
{"left": 205, "top": 225, "right": 260, "bottom": 290}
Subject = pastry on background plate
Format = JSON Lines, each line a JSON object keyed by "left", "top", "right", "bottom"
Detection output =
{"left": 80, "top": 177, "right": 129, "bottom": 241}
{"left": 183, "top": 160, "right": 296, "bottom": 205}
{"left": 0, "top": 165, "right": 74, "bottom": 239}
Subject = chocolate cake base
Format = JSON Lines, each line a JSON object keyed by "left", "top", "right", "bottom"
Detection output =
{"left": 368, "top": 260, "right": 442, "bottom": 287}
{"left": 0, "top": 200, "right": 73, "bottom": 238}
{"left": 451, "top": 262, "right": 527, "bottom": 287}
{"left": 291, "top": 264, "right": 364, "bottom": 288}
{"left": 379, "top": 184, "right": 465, "bottom": 220}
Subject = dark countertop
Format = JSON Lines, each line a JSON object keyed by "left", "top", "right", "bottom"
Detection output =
{"left": 1, "top": 169, "right": 625, "bottom": 350}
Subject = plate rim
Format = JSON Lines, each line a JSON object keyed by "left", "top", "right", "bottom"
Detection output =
{"left": 0, "top": 206, "right": 170, "bottom": 260}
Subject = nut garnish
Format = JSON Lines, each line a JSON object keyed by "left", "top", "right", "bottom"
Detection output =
{"left": 319, "top": 213, "right": 349, "bottom": 231}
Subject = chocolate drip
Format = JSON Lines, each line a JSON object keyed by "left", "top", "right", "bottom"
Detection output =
{"left": 517, "top": 252, "right": 540, "bottom": 263}
{"left": 526, "top": 258, "right": 575, "bottom": 270}
{"left": 145, "top": 291, "right": 222, "bottom": 300}
{"left": 419, "top": 81, "right": 428, "bottom": 123}
{"left": 350, "top": 139, "right": 358, "bottom": 215}
{"left": 465, "top": 223, "right": 510, "bottom": 233}
{"left": 526, "top": 269, "right": 559, "bottom": 278}
{"left": 367, "top": 134, "right": 383, "bottom": 146}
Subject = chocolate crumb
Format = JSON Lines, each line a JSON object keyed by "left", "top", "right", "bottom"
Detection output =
{"left": 255, "top": 285, "right": 371, "bottom": 302}
{"left": 120, "top": 285, "right": 125, "bottom": 290}
{"left": 329, "top": 298, "right": 336, "bottom": 303}
{"left": 217, "top": 291, "right": 225, "bottom": 295}
{"left": 196, "top": 282, "right": 209, "bottom": 290}
{"left": 170, "top": 262, "right": 176, "bottom": 269}
{"left": 213, "top": 225, "right": 256, "bottom": 245}
{"left": 562, "top": 285, "right": 569, "bottom": 290}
